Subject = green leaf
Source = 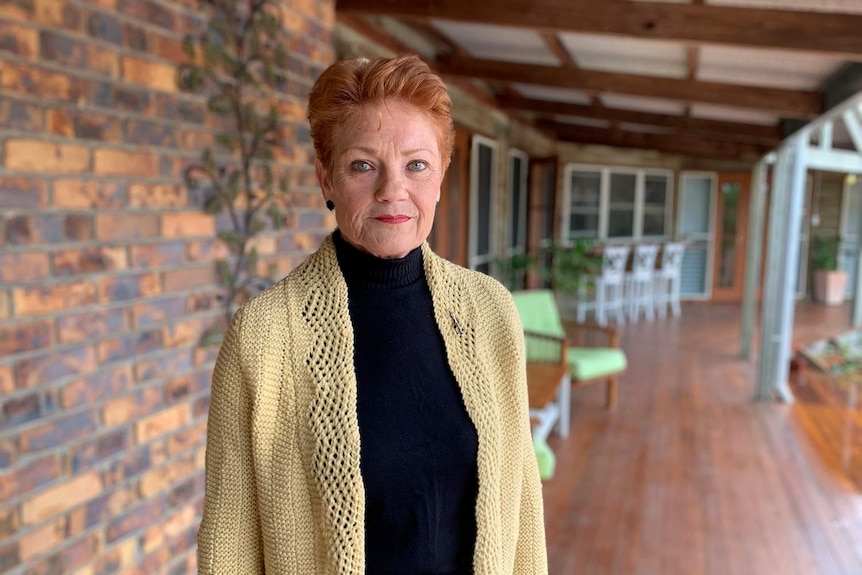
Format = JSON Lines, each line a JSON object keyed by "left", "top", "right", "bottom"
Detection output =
{"left": 199, "top": 324, "right": 225, "bottom": 348}
{"left": 182, "top": 34, "right": 196, "bottom": 59}
{"left": 215, "top": 131, "right": 239, "bottom": 151}
{"left": 249, "top": 218, "right": 267, "bottom": 235}
{"left": 216, "top": 259, "right": 234, "bottom": 287}
{"left": 245, "top": 247, "right": 259, "bottom": 275}
{"left": 217, "top": 231, "right": 244, "bottom": 252}
{"left": 203, "top": 192, "right": 223, "bottom": 214}
{"left": 267, "top": 203, "right": 286, "bottom": 228}
{"left": 208, "top": 95, "right": 233, "bottom": 115}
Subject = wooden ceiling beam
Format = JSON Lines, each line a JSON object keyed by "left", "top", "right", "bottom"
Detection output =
{"left": 498, "top": 95, "right": 781, "bottom": 144}
{"left": 537, "top": 120, "right": 768, "bottom": 162}
{"left": 336, "top": 0, "right": 862, "bottom": 57}
{"left": 439, "top": 56, "right": 822, "bottom": 116}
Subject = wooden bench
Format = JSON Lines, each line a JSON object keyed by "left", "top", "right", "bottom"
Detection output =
{"left": 527, "top": 359, "right": 571, "bottom": 442}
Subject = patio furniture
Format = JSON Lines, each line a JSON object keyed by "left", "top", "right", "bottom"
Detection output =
{"left": 654, "top": 242, "right": 686, "bottom": 318}
{"left": 625, "top": 244, "right": 660, "bottom": 323}
{"left": 513, "top": 290, "right": 628, "bottom": 415}
{"left": 575, "top": 244, "right": 630, "bottom": 326}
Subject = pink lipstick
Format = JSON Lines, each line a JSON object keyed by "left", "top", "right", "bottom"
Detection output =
{"left": 375, "top": 215, "right": 410, "bottom": 224}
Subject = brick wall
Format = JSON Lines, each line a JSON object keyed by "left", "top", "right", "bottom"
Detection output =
{"left": 0, "top": 1, "right": 334, "bottom": 573}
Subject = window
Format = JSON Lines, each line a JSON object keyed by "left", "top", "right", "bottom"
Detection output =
{"left": 469, "top": 136, "right": 497, "bottom": 273}
{"left": 563, "top": 165, "right": 673, "bottom": 242}
{"left": 508, "top": 150, "right": 528, "bottom": 256}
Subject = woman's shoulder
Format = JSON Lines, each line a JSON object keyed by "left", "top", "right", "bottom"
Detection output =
{"left": 427, "top": 252, "right": 515, "bottom": 309}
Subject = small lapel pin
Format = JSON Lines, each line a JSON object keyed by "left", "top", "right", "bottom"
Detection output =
{"left": 450, "top": 311, "right": 463, "bottom": 335}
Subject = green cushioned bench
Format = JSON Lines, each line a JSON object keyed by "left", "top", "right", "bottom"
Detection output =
{"left": 513, "top": 290, "right": 628, "bottom": 427}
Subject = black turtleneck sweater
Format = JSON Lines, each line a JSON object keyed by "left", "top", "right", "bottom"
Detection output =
{"left": 333, "top": 231, "right": 479, "bottom": 575}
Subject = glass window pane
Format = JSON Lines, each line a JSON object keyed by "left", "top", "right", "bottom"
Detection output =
{"left": 571, "top": 212, "right": 599, "bottom": 235}
{"left": 642, "top": 210, "right": 665, "bottom": 236}
{"left": 476, "top": 261, "right": 490, "bottom": 275}
{"left": 571, "top": 171, "right": 601, "bottom": 208}
{"left": 477, "top": 145, "right": 492, "bottom": 254}
{"left": 681, "top": 176, "right": 712, "bottom": 235}
{"left": 608, "top": 209, "right": 634, "bottom": 238}
{"left": 510, "top": 156, "right": 524, "bottom": 249}
{"left": 610, "top": 173, "right": 636, "bottom": 204}
{"left": 645, "top": 175, "right": 668, "bottom": 205}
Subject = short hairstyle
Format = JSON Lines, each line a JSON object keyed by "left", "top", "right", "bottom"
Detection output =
{"left": 307, "top": 54, "right": 455, "bottom": 172}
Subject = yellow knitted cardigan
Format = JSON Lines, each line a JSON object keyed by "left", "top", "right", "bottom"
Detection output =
{"left": 197, "top": 235, "right": 547, "bottom": 574}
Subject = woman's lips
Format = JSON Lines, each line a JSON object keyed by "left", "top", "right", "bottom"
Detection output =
{"left": 374, "top": 215, "right": 411, "bottom": 224}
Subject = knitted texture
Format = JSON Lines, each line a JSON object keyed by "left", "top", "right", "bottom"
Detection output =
{"left": 197, "top": 235, "right": 548, "bottom": 575}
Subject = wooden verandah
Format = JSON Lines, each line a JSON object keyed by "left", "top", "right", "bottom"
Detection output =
{"left": 544, "top": 302, "right": 862, "bottom": 575}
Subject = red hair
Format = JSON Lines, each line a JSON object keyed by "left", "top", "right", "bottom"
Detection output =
{"left": 307, "top": 55, "right": 455, "bottom": 172}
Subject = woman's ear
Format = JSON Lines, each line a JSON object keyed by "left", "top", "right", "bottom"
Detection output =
{"left": 315, "top": 158, "right": 331, "bottom": 200}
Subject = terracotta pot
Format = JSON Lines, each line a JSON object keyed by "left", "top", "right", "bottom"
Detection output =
{"left": 813, "top": 269, "right": 848, "bottom": 305}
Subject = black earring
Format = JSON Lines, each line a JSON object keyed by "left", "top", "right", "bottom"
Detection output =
{"left": 326, "top": 200, "right": 335, "bottom": 211}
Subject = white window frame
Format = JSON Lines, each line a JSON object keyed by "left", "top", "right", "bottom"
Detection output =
{"left": 507, "top": 149, "right": 529, "bottom": 257}
{"left": 469, "top": 135, "right": 498, "bottom": 271}
{"left": 677, "top": 171, "right": 717, "bottom": 301}
{"left": 561, "top": 163, "right": 674, "bottom": 243}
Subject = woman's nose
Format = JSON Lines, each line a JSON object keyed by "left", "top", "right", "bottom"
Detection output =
{"left": 375, "top": 168, "right": 408, "bottom": 202}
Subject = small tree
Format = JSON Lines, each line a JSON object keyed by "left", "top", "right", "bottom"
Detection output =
{"left": 177, "top": 0, "right": 292, "bottom": 345}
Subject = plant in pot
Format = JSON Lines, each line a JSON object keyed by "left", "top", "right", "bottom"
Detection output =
{"left": 811, "top": 235, "right": 847, "bottom": 305}
{"left": 540, "top": 239, "right": 603, "bottom": 313}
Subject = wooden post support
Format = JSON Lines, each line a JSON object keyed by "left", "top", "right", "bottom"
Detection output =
{"left": 741, "top": 158, "right": 769, "bottom": 359}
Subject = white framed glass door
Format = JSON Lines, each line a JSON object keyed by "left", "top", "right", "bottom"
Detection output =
{"left": 469, "top": 135, "right": 497, "bottom": 273}
{"left": 678, "top": 172, "right": 717, "bottom": 299}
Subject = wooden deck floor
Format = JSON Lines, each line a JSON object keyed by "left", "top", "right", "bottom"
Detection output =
{"left": 544, "top": 302, "right": 862, "bottom": 575}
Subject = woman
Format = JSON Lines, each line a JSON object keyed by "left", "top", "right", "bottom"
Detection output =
{"left": 197, "top": 54, "right": 547, "bottom": 574}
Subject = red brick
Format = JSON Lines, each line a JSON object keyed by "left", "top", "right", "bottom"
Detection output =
{"left": 19, "top": 517, "right": 66, "bottom": 561}
{"left": 86, "top": 10, "right": 122, "bottom": 44}
{"left": 0, "top": 62, "right": 85, "bottom": 103}
{"left": 68, "top": 428, "right": 128, "bottom": 473}
{"left": 97, "top": 329, "right": 161, "bottom": 363}
{"left": 74, "top": 111, "right": 123, "bottom": 142}
{"left": 186, "top": 239, "right": 230, "bottom": 263}
{"left": 166, "top": 420, "right": 206, "bottom": 457}
{"left": 44, "top": 108, "right": 74, "bottom": 137}
{"left": 0, "top": 318, "right": 53, "bottom": 355}
{"left": 34, "top": 0, "right": 83, "bottom": 30}
{"left": 53, "top": 179, "right": 126, "bottom": 208}
{"left": 0, "top": 507, "right": 18, "bottom": 540}
{"left": 1, "top": 391, "right": 42, "bottom": 429}
{"left": 57, "top": 307, "right": 128, "bottom": 343}
{"left": 20, "top": 410, "right": 98, "bottom": 452}
{"left": 60, "top": 364, "right": 133, "bottom": 408}
{"left": 193, "top": 344, "right": 221, "bottom": 367}
{"left": 93, "top": 149, "right": 157, "bottom": 177}
{"left": 134, "top": 349, "right": 192, "bottom": 383}
{"left": 121, "top": 56, "right": 175, "bottom": 92}
{"left": 103, "top": 387, "right": 162, "bottom": 427}
{"left": 186, "top": 292, "right": 217, "bottom": 312}
{"left": 14, "top": 345, "right": 96, "bottom": 389}
{"left": 0, "top": 455, "right": 62, "bottom": 501}
{"left": 162, "top": 318, "right": 205, "bottom": 348}
{"left": 12, "top": 281, "right": 96, "bottom": 316}
{"left": 4, "top": 139, "right": 89, "bottom": 173}
{"left": 0, "top": 0, "right": 33, "bottom": 20}
{"left": 24, "top": 531, "right": 101, "bottom": 573}
{"left": 95, "top": 212, "right": 159, "bottom": 240}
{"left": 135, "top": 404, "right": 190, "bottom": 444}
{"left": 162, "top": 265, "right": 216, "bottom": 293}
{"left": 53, "top": 245, "right": 127, "bottom": 276}
{"left": 140, "top": 454, "right": 195, "bottom": 498}
{"left": 4, "top": 213, "right": 93, "bottom": 245}
{"left": 125, "top": 119, "right": 179, "bottom": 147}
{"left": 0, "top": 363, "right": 12, "bottom": 394}
{"left": 0, "top": 436, "right": 15, "bottom": 468}
{"left": 161, "top": 212, "right": 215, "bottom": 238}
{"left": 89, "top": 538, "right": 137, "bottom": 575}
{"left": 39, "top": 29, "right": 118, "bottom": 76}
{"left": 128, "top": 183, "right": 186, "bottom": 208}
{"left": 0, "top": 99, "right": 44, "bottom": 131}
{"left": 0, "top": 22, "right": 38, "bottom": 57}
{"left": 130, "top": 242, "right": 185, "bottom": 268}
{"left": 141, "top": 504, "right": 195, "bottom": 552}
{"left": 97, "top": 272, "right": 160, "bottom": 303}
{"left": 0, "top": 541, "right": 18, "bottom": 573}
{"left": 131, "top": 296, "right": 186, "bottom": 328}
{"left": 106, "top": 495, "right": 166, "bottom": 542}
{"left": 0, "top": 177, "right": 47, "bottom": 209}
{"left": 0, "top": 252, "right": 50, "bottom": 283}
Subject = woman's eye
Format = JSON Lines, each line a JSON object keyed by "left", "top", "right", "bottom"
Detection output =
{"left": 351, "top": 160, "right": 372, "bottom": 172}
{"left": 407, "top": 160, "right": 427, "bottom": 171}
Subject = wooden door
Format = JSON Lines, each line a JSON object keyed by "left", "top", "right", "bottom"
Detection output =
{"left": 430, "top": 128, "right": 469, "bottom": 266}
{"left": 527, "top": 157, "right": 558, "bottom": 289}
{"left": 711, "top": 172, "right": 751, "bottom": 301}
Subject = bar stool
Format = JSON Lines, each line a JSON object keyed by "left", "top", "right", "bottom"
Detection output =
{"left": 654, "top": 242, "right": 686, "bottom": 318}
{"left": 625, "top": 244, "right": 660, "bottom": 323}
{"left": 576, "top": 245, "right": 630, "bottom": 326}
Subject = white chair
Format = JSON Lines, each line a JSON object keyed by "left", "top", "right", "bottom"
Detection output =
{"left": 576, "top": 245, "right": 630, "bottom": 326}
{"left": 625, "top": 244, "right": 660, "bottom": 323}
{"left": 654, "top": 242, "right": 686, "bottom": 318}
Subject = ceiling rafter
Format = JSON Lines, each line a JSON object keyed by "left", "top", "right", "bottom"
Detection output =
{"left": 439, "top": 55, "right": 823, "bottom": 116}
{"left": 336, "top": 0, "right": 862, "bottom": 57}
{"left": 498, "top": 95, "right": 781, "bottom": 144}
{"left": 537, "top": 119, "right": 769, "bottom": 161}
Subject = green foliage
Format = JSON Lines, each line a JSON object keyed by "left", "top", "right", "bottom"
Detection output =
{"left": 494, "top": 252, "right": 536, "bottom": 291}
{"left": 542, "top": 239, "right": 603, "bottom": 293}
{"left": 811, "top": 234, "right": 842, "bottom": 271}
{"left": 177, "top": 0, "right": 293, "bottom": 345}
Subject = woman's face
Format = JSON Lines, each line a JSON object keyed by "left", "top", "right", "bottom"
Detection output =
{"left": 316, "top": 101, "right": 443, "bottom": 259}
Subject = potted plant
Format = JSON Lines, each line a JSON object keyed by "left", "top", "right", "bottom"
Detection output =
{"left": 540, "top": 239, "right": 603, "bottom": 312}
{"left": 811, "top": 235, "right": 847, "bottom": 305}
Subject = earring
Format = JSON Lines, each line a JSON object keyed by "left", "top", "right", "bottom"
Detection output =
{"left": 326, "top": 200, "right": 335, "bottom": 211}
